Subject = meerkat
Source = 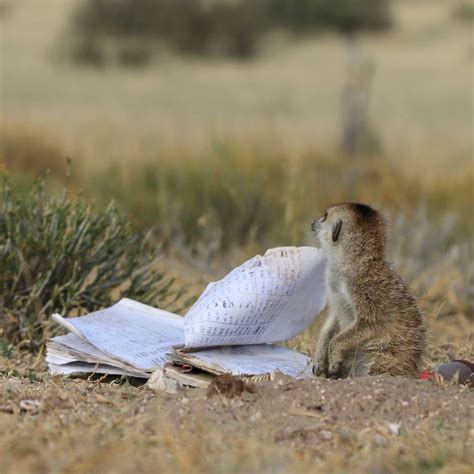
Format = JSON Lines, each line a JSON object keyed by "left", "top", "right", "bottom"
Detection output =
{"left": 311, "top": 203, "right": 426, "bottom": 378}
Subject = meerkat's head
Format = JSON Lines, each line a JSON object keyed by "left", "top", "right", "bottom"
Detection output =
{"left": 311, "top": 203, "right": 386, "bottom": 264}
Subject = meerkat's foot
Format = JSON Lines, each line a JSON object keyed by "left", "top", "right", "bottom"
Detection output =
{"left": 327, "top": 357, "right": 346, "bottom": 379}
{"left": 312, "top": 361, "right": 328, "bottom": 377}
{"left": 327, "top": 367, "right": 344, "bottom": 379}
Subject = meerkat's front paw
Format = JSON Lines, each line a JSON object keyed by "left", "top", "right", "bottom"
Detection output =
{"left": 312, "top": 360, "right": 327, "bottom": 377}
{"left": 312, "top": 351, "right": 329, "bottom": 377}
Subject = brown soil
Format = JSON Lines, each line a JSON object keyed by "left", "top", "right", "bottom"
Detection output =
{"left": 178, "top": 374, "right": 473, "bottom": 447}
{"left": 0, "top": 355, "right": 472, "bottom": 474}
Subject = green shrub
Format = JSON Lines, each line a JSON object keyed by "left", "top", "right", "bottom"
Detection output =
{"left": 0, "top": 176, "right": 182, "bottom": 350}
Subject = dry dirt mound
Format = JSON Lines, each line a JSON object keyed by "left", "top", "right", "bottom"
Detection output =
{"left": 176, "top": 374, "right": 472, "bottom": 448}
{"left": 0, "top": 367, "right": 472, "bottom": 474}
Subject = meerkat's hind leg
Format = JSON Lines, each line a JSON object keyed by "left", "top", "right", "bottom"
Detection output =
{"left": 368, "top": 352, "right": 421, "bottom": 378}
{"left": 346, "top": 349, "right": 370, "bottom": 377}
{"left": 327, "top": 323, "right": 375, "bottom": 378}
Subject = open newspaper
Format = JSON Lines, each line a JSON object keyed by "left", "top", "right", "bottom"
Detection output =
{"left": 46, "top": 246, "right": 327, "bottom": 387}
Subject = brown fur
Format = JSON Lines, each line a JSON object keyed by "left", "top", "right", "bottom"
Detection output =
{"left": 311, "top": 203, "right": 426, "bottom": 378}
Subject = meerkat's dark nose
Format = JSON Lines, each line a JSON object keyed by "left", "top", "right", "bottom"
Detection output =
{"left": 311, "top": 220, "right": 317, "bottom": 232}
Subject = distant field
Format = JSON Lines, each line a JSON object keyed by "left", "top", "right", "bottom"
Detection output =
{"left": 1, "top": 0, "right": 472, "bottom": 169}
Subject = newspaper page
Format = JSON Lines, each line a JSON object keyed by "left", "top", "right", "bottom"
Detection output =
{"left": 183, "top": 246, "right": 327, "bottom": 348}
{"left": 51, "top": 299, "right": 184, "bottom": 371}
{"left": 178, "top": 344, "right": 313, "bottom": 378}
{"left": 46, "top": 332, "right": 146, "bottom": 374}
{"left": 48, "top": 361, "right": 147, "bottom": 378}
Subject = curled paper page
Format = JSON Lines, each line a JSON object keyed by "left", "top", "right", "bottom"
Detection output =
{"left": 52, "top": 299, "right": 184, "bottom": 371}
{"left": 184, "top": 246, "right": 327, "bottom": 348}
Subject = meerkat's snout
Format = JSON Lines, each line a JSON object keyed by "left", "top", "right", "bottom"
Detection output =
{"left": 311, "top": 210, "right": 333, "bottom": 249}
{"left": 311, "top": 218, "right": 323, "bottom": 247}
{"left": 311, "top": 211, "right": 327, "bottom": 234}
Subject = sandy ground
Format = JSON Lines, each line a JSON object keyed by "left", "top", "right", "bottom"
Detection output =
{"left": 0, "top": 351, "right": 472, "bottom": 474}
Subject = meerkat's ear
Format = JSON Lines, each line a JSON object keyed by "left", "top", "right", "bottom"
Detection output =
{"left": 332, "top": 219, "right": 342, "bottom": 242}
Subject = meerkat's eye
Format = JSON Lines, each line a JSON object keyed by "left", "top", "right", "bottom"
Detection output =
{"left": 322, "top": 211, "right": 328, "bottom": 222}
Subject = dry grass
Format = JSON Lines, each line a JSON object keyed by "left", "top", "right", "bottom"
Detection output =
{"left": 0, "top": 124, "right": 68, "bottom": 179}
{"left": 0, "top": 347, "right": 472, "bottom": 474}
{"left": 0, "top": 171, "right": 471, "bottom": 473}
{"left": 0, "top": 202, "right": 472, "bottom": 474}
{"left": 82, "top": 144, "right": 473, "bottom": 266}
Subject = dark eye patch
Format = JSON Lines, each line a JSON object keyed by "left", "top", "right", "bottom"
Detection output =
{"left": 322, "top": 211, "right": 328, "bottom": 222}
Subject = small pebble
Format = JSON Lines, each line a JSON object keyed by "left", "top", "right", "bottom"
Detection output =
{"left": 387, "top": 422, "right": 401, "bottom": 436}
{"left": 250, "top": 411, "right": 262, "bottom": 422}
{"left": 320, "top": 430, "right": 332, "bottom": 440}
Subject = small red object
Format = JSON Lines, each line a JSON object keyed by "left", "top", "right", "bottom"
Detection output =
{"left": 419, "top": 360, "right": 473, "bottom": 386}
{"left": 418, "top": 370, "right": 431, "bottom": 380}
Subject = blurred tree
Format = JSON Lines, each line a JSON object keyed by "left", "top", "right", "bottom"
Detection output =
{"left": 64, "top": 0, "right": 391, "bottom": 155}
{"left": 268, "top": 0, "right": 391, "bottom": 35}
{"left": 341, "top": 58, "right": 381, "bottom": 156}
{"left": 267, "top": 0, "right": 390, "bottom": 156}
{"left": 65, "top": 0, "right": 392, "bottom": 64}
{"left": 0, "top": 0, "right": 13, "bottom": 18}
{"left": 452, "top": 0, "right": 474, "bottom": 23}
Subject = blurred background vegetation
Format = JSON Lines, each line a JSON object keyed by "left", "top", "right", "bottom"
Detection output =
{"left": 64, "top": 0, "right": 391, "bottom": 64}
{"left": 0, "top": 0, "right": 473, "bottom": 346}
